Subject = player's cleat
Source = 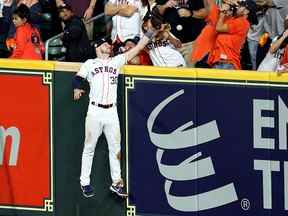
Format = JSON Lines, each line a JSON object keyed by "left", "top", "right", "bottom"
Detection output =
{"left": 110, "top": 184, "right": 128, "bottom": 198}
{"left": 81, "top": 185, "right": 95, "bottom": 198}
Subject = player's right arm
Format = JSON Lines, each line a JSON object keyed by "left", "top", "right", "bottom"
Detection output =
{"left": 72, "top": 61, "right": 90, "bottom": 100}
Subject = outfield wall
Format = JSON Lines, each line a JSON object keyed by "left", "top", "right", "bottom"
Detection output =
{"left": 0, "top": 59, "right": 288, "bottom": 216}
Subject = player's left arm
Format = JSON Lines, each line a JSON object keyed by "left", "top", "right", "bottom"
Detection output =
{"left": 125, "top": 35, "right": 151, "bottom": 62}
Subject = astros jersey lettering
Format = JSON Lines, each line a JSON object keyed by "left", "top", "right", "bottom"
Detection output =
{"left": 78, "top": 54, "right": 126, "bottom": 105}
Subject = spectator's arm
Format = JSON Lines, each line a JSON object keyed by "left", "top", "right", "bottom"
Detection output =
{"left": 163, "top": 31, "right": 182, "bottom": 48}
{"left": 3, "top": 0, "right": 13, "bottom": 7}
{"left": 255, "top": 0, "right": 273, "bottom": 7}
{"left": 157, "top": 0, "right": 177, "bottom": 15}
{"left": 270, "top": 30, "right": 288, "bottom": 53}
{"left": 55, "top": 0, "right": 65, "bottom": 7}
{"left": 84, "top": 0, "right": 98, "bottom": 19}
{"left": 9, "top": 28, "right": 25, "bottom": 58}
{"left": 178, "top": 8, "right": 207, "bottom": 19}
{"left": 216, "top": 12, "right": 228, "bottom": 32}
{"left": 118, "top": 4, "right": 138, "bottom": 17}
{"left": 105, "top": 2, "right": 137, "bottom": 17}
{"left": 203, "top": 0, "right": 214, "bottom": 11}
{"left": 105, "top": 2, "right": 120, "bottom": 16}
{"left": 192, "top": 8, "right": 208, "bottom": 18}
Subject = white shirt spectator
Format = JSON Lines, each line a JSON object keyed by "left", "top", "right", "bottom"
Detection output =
{"left": 108, "top": 0, "right": 142, "bottom": 42}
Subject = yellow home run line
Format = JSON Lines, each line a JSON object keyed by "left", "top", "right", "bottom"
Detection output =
{"left": 0, "top": 59, "right": 288, "bottom": 83}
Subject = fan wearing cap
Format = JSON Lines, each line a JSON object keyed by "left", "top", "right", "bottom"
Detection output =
{"left": 72, "top": 27, "right": 157, "bottom": 198}
{"left": 58, "top": 4, "right": 95, "bottom": 62}
{"left": 207, "top": 0, "right": 257, "bottom": 70}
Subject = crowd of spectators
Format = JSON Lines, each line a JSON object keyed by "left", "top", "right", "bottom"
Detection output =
{"left": 0, "top": 0, "right": 288, "bottom": 72}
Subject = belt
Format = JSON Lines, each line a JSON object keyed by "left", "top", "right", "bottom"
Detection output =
{"left": 91, "top": 102, "right": 115, "bottom": 109}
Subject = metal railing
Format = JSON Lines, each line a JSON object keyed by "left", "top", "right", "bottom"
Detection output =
{"left": 44, "top": 13, "right": 105, "bottom": 60}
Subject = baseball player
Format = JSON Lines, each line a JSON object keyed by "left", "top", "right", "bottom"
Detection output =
{"left": 73, "top": 28, "right": 157, "bottom": 198}
{"left": 142, "top": 11, "right": 186, "bottom": 67}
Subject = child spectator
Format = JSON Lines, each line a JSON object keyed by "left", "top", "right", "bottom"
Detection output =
{"left": 8, "top": 3, "right": 44, "bottom": 59}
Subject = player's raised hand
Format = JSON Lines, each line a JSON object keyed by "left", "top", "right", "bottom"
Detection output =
{"left": 74, "top": 89, "right": 85, "bottom": 100}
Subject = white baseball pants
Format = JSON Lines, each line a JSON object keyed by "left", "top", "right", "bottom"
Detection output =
{"left": 80, "top": 105, "right": 122, "bottom": 186}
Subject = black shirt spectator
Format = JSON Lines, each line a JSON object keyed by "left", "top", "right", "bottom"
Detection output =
{"left": 156, "top": 0, "right": 205, "bottom": 43}
{"left": 155, "top": 0, "right": 206, "bottom": 66}
{"left": 58, "top": 4, "right": 95, "bottom": 62}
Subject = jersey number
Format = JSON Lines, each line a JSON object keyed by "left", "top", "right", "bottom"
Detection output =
{"left": 110, "top": 76, "right": 118, "bottom": 85}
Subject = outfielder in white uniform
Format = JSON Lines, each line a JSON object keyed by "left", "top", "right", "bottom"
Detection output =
{"left": 73, "top": 30, "right": 156, "bottom": 198}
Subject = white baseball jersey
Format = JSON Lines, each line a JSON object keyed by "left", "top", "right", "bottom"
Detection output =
{"left": 109, "top": 0, "right": 142, "bottom": 42}
{"left": 77, "top": 54, "right": 127, "bottom": 105}
{"left": 146, "top": 39, "right": 186, "bottom": 67}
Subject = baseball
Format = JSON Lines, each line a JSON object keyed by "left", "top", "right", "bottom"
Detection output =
{"left": 176, "top": 24, "right": 183, "bottom": 31}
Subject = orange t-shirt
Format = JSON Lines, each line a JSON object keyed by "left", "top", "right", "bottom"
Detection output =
{"left": 9, "top": 23, "right": 43, "bottom": 60}
{"left": 191, "top": 2, "right": 219, "bottom": 62}
{"left": 207, "top": 16, "right": 250, "bottom": 69}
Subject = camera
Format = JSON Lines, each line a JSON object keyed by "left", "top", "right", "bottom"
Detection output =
{"left": 228, "top": 4, "right": 238, "bottom": 16}
{"left": 221, "top": 3, "right": 238, "bottom": 16}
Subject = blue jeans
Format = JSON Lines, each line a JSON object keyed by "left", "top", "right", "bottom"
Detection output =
{"left": 248, "top": 39, "right": 258, "bottom": 70}
{"left": 213, "top": 62, "right": 235, "bottom": 70}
